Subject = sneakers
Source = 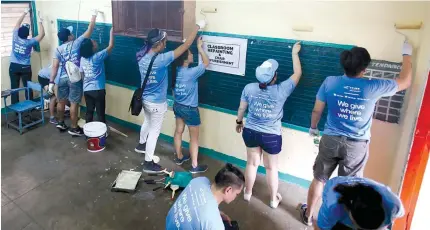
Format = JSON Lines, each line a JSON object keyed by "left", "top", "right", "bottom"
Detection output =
{"left": 299, "top": 203, "right": 313, "bottom": 226}
{"left": 173, "top": 154, "right": 190, "bottom": 165}
{"left": 243, "top": 187, "right": 252, "bottom": 201}
{"left": 269, "top": 193, "right": 282, "bottom": 209}
{"left": 135, "top": 143, "right": 146, "bottom": 154}
{"left": 68, "top": 127, "right": 84, "bottom": 136}
{"left": 49, "top": 117, "right": 58, "bottom": 124}
{"left": 56, "top": 122, "right": 68, "bottom": 131}
{"left": 142, "top": 160, "right": 164, "bottom": 174}
{"left": 189, "top": 165, "right": 208, "bottom": 174}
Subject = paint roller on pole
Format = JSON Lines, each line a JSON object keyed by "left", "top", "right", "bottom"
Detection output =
{"left": 394, "top": 21, "right": 423, "bottom": 42}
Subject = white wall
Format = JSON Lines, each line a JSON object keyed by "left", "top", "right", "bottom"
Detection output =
{"left": 32, "top": 0, "right": 430, "bottom": 189}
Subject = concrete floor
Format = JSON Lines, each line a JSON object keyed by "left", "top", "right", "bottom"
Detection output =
{"left": 1, "top": 114, "right": 311, "bottom": 230}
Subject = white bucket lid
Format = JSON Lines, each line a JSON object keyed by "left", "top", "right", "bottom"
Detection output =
{"left": 83, "top": 122, "right": 107, "bottom": 137}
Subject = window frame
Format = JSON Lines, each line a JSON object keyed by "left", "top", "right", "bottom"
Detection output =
{"left": 111, "top": 0, "right": 195, "bottom": 42}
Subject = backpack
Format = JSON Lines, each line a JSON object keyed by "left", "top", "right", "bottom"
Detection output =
{"left": 129, "top": 54, "right": 158, "bottom": 116}
{"left": 57, "top": 41, "right": 81, "bottom": 83}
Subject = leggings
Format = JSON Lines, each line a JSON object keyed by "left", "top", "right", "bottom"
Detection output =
{"left": 84, "top": 89, "right": 106, "bottom": 123}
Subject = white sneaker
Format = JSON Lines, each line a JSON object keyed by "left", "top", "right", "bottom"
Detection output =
{"left": 269, "top": 193, "right": 282, "bottom": 209}
{"left": 153, "top": 155, "right": 160, "bottom": 164}
{"left": 243, "top": 187, "right": 252, "bottom": 201}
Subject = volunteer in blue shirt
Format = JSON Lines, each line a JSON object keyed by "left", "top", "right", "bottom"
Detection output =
{"left": 134, "top": 19, "right": 207, "bottom": 174}
{"left": 300, "top": 42, "right": 413, "bottom": 226}
{"left": 9, "top": 8, "right": 45, "bottom": 104}
{"left": 166, "top": 163, "right": 245, "bottom": 230}
{"left": 49, "top": 9, "right": 99, "bottom": 136}
{"left": 38, "top": 65, "right": 59, "bottom": 124}
{"left": 236, "top": 42, "right": 302, "bottom": 209}
{"left": 171, "top": 37, "right": 210, "bottom": 174}
{"left": 315, "top": 176, "right": 404, "bottom": 230}
{"left": 79, "top": 27, "right": 114, "bottom": 124}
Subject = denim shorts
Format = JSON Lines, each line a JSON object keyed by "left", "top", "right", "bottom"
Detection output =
{"left": 242, "top": 127, "right": 282, "bottom": 154}
{"left": 58, "top": 77, "right": 83, "bottom": 103}
{"left": 173, "top": 103, "right": 201, "bottom": 126}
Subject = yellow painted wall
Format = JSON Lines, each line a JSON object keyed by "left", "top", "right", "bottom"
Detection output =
{"left": 31, "top": 0, "right": 430, "bottom": 190}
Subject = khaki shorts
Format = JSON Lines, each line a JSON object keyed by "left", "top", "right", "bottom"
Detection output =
{"left": 313, "top": 135, "right": 369, "bottom": 182}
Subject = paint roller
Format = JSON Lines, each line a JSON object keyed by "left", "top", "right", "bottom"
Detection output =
{"left": 200, "top": 7, "right": 217, "bottom": 21}
{"left": 394, "top": 22, "right": 422, "bottom": 41}
{"left": 291, "top": 25, "right": 313, "bottom": 42}
{"left": 292, "top": 25, "right": 314, "bottom": 33}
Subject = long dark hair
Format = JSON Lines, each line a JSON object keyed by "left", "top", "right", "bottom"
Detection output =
{"left": 171, "top": 50, "right": 190, "bottom": 89}
{"left": 334, "top": 183, "right": 385, "bottom": 229}
{"left": 80, "top": 38, "right": 94, "bottom": 58}
{"left": 340, "top": 47, "right": 371, "bottom": 77}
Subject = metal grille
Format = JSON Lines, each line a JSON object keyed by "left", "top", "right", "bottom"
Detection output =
{"left": 364, "top": 60, "right": 405, "bottom": 123}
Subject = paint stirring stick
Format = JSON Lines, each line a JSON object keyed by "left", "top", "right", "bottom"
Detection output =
{"left": 171, "top": 185, "right": 179, "bottom": 200}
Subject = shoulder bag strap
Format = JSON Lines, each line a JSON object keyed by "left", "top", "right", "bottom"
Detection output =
{"left": 141, "top": 54, "right": 158, "bottom": 90}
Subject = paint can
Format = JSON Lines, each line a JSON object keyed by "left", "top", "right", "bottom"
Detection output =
{"left": 83, "top": 122, "right": 107, "bottom": 152}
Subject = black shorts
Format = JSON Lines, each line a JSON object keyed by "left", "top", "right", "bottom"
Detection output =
{"left": 38, "top": 76, "right": 49, "bottom": 88}
{"left": 242, "top": 127, "right": 282, "bottom": 154}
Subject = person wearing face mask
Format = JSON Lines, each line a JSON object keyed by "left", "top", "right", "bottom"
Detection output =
{"left": 165, "top": 163, "right": 245, "bottom": 230}
{"left": 134, "top": 19, "right": 207, "bottom": 174}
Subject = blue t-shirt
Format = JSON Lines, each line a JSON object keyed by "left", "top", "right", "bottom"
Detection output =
{"left": 10, "top": 29, "right": 38, "bottom": 65}
{"left": 241, "top": 79, "right": 296, "bottom": 135}
{"left": 317, "top": 76, "right": 398, "bottom": 140}
{"left": 317, "top": 176, "right": 404, "bottom": 230}
{"left": 54, "top": 35, "right": 86, "bottom": 79}
{"left": 80, "top": 49, "right": 109, "bottom": 92}
{"left": 139, "top": 51, "right": 174, "bottom": 103}
{"left": 166, "top": 177, "right": 224, "bottom": 230}
{"left": 38, "top": 65, "right": 60, "bottom": 84}
{"left": 174, "top": 63, "right": 206, "bottom": 107}
{"left": 38, "top": 65, "right": 51, "bottom": 79}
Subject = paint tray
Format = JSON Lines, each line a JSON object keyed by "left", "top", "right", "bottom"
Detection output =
{"left": 111, "top": 170, "right": 142, "bottom": 193}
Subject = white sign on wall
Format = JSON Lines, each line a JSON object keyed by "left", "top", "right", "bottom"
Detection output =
{"left": 201, "top": 35, "right": 248, "bottom": 76}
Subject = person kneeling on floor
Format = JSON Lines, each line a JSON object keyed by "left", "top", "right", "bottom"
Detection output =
{"left": 314, "top": 176, "right": 404, "bottom": 230}
{"left": 38, "top": 64, "right": 59, "bottom": 124}
{"left": 166, "top": 163, "right": 244, "bottom": 230}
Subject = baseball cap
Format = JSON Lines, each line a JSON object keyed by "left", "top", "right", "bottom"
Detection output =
{"left": 57, "top": 26, "right": 74, "bottom": 42}
{"left": 256, "top": 59, "right": 279, "bottom": 84}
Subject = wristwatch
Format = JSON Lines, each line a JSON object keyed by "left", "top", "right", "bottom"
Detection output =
{"left": 236, "top": 119, "right": 243, "bottom": 125}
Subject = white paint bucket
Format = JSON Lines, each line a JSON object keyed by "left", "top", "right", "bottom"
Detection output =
{"left": 83, "top": 122, "right": 107, "bottom": 152}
